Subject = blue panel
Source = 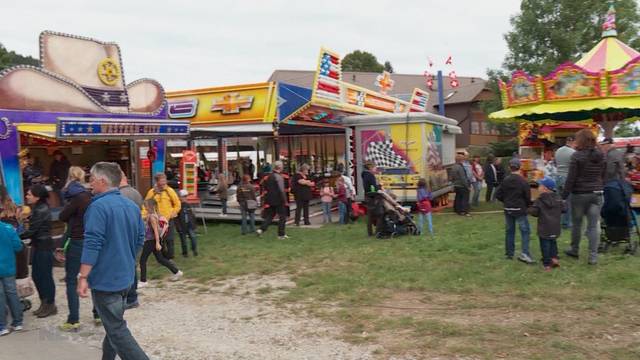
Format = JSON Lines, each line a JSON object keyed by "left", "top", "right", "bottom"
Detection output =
{"left": 277, "top": 83, "right": 312, "bottom": 121}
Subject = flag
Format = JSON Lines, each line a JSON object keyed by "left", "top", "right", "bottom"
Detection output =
{"left": 365, "top": 140, "right": 408, "bottom": 168}
{"left": 315, "top": 51, "right": 342, "bottom": 101}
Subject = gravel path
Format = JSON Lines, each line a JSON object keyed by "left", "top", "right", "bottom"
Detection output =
{"left": 21, "top": 268, "right": 379, "bottom": 360}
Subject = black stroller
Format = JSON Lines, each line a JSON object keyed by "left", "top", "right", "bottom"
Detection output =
{"left": 376, "top": 192, "right": 418, "bottom": 238}
{"left": 599, "top": 180, "right": 640, "bottom": 254}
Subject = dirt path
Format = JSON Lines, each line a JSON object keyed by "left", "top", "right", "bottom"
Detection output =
{"left": 20, "top": 268, "right": 379, "bottom": 360}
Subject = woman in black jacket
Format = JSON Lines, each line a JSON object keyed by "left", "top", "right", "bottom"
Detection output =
{"left": 562, "top": 129, "right": 605, "bottom": 265}
{"left": 21, "top": 184, "right": 57, "bottom": 318}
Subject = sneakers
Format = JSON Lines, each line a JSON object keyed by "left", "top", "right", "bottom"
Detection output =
{"left": 0, "top": 328, "right": 9, "bottom": 336}
{"left": 10, "top": 325, "right": 23, "bottom": 332}
{"left": 125, "top": 301, "right": 140, "bottom": 310}
{"left": 256, "top": 229, "right": 263, "bottom": 236}
{"left": 564, "top": 249, "right": 579, "bottom": 259}
{"left": 505, "top": 255, "right": 514, "bottom": 260}
{"left": 170, "top": 270, "right": 184, "bottom": 281}
{"left": 60, "top": 322, "right": 80, "bottom": 332}
{"left": 543, "top": 266, "right": 552, "bottom": 272}
{"left": 94, "top": 317, "right": 102, "bottom": 326}
{"left": 137, "top": 281, "right": 148, "bottom": 289}
{"left": 277, "top": 235, "right": 290, "bottom": 240}
{"left": 517, "top": 253, "right": 535, "bottom": 264}
{"left": 551, "top": 257, "right": 560, "bottom": 268}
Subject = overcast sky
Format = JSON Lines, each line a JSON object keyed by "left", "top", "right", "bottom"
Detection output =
{"left": 2, "top": 0, "right": 521, "bottom": 91}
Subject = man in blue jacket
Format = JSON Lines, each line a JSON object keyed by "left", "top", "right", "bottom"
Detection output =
{"left": 77, "top": 162, "right": 148, "bottom": 360}
{"left": 0, "top": 221, "right": 24, "bottom": 336}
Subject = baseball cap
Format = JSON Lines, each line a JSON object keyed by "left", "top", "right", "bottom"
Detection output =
{"left": 599, "top": 137, "right": 614, "bottom": 145}
{"left": 537, "top": 176, "right": 556, "bottom": 191}
{"left": 509, "top": 158, "right": 521, "bottom": 169}
{"left": 179, "top": 189, "right": 189, "bottom": 197}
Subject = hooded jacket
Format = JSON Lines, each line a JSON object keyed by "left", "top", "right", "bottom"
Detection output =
{"left": 562, "top": 148, "right": 605, "bottom": 199}
{"left": 528, "top": 191, "right": 566, "bottom": 239}
{"left": 0, "top": 222, "right": 23, "bottom": 277}
{"left": 495, "top": 173, "right": 531, "bottom": 216}
{"left": 59, "top": 181, "right": 91, "bottom": 241}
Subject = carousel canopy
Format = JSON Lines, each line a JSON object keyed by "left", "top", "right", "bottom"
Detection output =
{"left": 489, "top": 2, "right": 640, "bottom": 126}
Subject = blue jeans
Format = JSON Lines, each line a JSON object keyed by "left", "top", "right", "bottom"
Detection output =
{"left": 65, "top": 240, "right": 83, "bottom": 323}
{"left": 471, "top": 181, "right": 482, "bottom": 206}
{"left": 417, "top": 212, "right": 433, "bottom": 235}
{"left": 322, "top": 202, "right": 332, "bottom": 223}
{"left": 92, "top": 289, "right": 148, "bottom": 360}
{"left": 32, "top": 249, "right": 55, "bottom": 304}
{"left": 241, "top": 209, "right": 256, "bottom": 234}
{"left": 0, "top": 276, "right": 23, "bottom": 329}
{"left": 504, "top": 214, "right": 531, "bottom": 257}
{"left": 338, "top": 202, "right": 347, "bottom": 224}
{"left": 539, "top": 237, "right": 558, "bottom": 267}
{"left": 221, "top": 199, "right": 228, "bottom": 214}
{"left": 178, "top": 227, "right": 198, "bottom": 255}
{"left": 556, "top": 176, "right": 572, "bottom": 228}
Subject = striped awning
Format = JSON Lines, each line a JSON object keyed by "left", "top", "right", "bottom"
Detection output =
{"left": 576, "top": 36, "right": 640, "bottom": 72}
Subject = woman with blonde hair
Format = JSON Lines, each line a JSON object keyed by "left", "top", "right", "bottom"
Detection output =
{"left": 561, "top": 129, "right": 605, "bottom": 265}
{"left": 217, "top": 173, "right": 229, "bottom": 216}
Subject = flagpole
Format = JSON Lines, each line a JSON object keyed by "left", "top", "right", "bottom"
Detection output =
{"left": 437, "top": 70, "right": 445, "bottom": 116}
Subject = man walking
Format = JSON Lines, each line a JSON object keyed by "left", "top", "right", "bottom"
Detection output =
{"left": 142, "top": 173, "right": 181, "bottom": 258}
{"left": 495, "top": 158, "right": 534, "bottom": 264}
{"left": 451, "top": 153, "right": 471, "bottom": 216}
{"left": 555, "top": 137, "right": 575, "bottom": 228}
{"left": 257, "top": 161, "right": 289, "bottom": 239}
{"left": 77, "top": 162, "right": 148, "bottom": 360}
{"left": 119, "top": 171, "right": 143, "bottom": 310}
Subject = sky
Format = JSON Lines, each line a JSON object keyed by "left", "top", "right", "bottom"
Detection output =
{"left": 1, "top": 0, "right": 522, "bottom": 91}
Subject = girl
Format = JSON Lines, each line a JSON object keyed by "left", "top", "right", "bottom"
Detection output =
{"left": 139, "top": 199, "right": 182, "bottom": 288}
{"left": 320, "top": 179, "right": 335, "bottom": 223}
{"left": 416, "top": 178, "right": 434, "bottom": 237}
{"left": 21, "top": 185, "right": 57, "bottom": 318}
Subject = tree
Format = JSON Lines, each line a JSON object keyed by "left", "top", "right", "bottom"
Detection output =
{"left": 383, "top": 61, "right": 394, "bottom": 73}
{"left": 614, "top": 120, "right": 640, "bottom": 137}
{"left": 503, "top": 0, "right": 640, "bottom": 75}
{"left": 342, "top": 50, "right": 386, "bottom": 73}
{"left": 0, "top": 43, "right": 39, "bottom": 72}
{"left": 481, "top": 69, "right": 518, "bottom": 135}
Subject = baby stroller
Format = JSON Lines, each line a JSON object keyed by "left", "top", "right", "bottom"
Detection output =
{"left": 599, "top": 180, "right": 640, "bottom": 255}
{"left": 376, "top": 192, "right": 418, "bottom": 238}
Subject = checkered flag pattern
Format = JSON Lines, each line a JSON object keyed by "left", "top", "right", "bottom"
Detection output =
{"left": 365, "top": 140, "right": 408, "bottom": 168}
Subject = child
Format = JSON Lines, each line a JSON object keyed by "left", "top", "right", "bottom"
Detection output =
{"left": 416, "top": 178, "right": 434, "bottom": 236}
{"left": 320, "top": 179, "right": 335, "bottom": 223}
{"left": 336, "top": 177, "right": 348, "bottom": 224}
{"left": 528, "top": 177, "right": 565, "bottom": 271}
{"left": 139, "top": 199, "right": 183, "bottom": 288}
{"left": 176, "top": 190, "right": 198, "bottom": 257}
{"left": 0, "top": 219, "right": 24, "bottom": 336}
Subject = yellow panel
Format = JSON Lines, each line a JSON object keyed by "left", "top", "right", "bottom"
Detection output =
{"left": 166, "top": 83, "right": 277, "bottom": 125}
{"left": 15, "top": 123, "right": 57, "bottom": 138}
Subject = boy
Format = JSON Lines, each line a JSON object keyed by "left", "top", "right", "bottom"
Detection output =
{"left": 495, "top": 158, "right": 534, "bottom": 264}
{"left": 176, "top": 190, "right": 198, "bottom": 257}
{"left": 0, "top": 220, "right": 24, "bottom": 336}
{"left": 528, "top": 177, "right": 565, "bottom": 271}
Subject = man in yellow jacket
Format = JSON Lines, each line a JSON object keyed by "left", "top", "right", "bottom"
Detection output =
{"left": 142, "top": 173, "right": 181, "bottom": 259}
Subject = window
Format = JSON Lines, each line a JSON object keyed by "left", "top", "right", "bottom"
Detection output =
{"left": 471, "top": 121, "right": 480, "bottom": 134}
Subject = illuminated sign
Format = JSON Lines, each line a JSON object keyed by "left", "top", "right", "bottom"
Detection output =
{"left": 57, "top": 117, "right": 189, "bottom": 139}
{"left": 168, "top": 99, "right": 198, "bottom": 119}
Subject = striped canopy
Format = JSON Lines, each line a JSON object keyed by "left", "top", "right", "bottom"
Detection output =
{"left": 576, "top": 36, "right": 640, "bottom": 72}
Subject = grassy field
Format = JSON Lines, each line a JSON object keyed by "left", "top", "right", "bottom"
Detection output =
{"left": 147, "top": 202, "right": 640, "bottom": 359}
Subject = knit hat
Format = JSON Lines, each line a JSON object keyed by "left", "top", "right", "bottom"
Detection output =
{"left": 537, "top": 176, "right": 556, "bottom": 191}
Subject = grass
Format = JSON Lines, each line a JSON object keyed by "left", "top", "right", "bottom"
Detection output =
{"left": 145, "top": 200, "right": 640, "bottom": 359}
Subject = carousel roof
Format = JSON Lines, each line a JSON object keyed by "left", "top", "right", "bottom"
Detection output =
{"left": 489, "top": 2, "right": 640, "bottom": 123}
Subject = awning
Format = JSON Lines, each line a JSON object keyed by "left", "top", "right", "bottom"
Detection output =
{"left": 16, "top": 124, "right": 57, "bottom": 139}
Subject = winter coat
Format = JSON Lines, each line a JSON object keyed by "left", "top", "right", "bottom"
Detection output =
{"left": 176, "top": 201, "right": 197, "bottom": 232}
{"left": 450, "top": 163, "right": 470, "bottom": 189}
{"left": 0, "top": 222, "right": 23, "bottom": 277}
{"left": 563, "top": 148, "right": 606, "bottom": 199}
{"left": 292, "top": 172, "right": 313, "bottom": 201}
{"left": 361, "top": 170, "right": 380, "bottom": 196}
{"left": 495, "top": 173, "right": 531, "bottom": 217}
{"left": 59, "top": 181, "right": 91, "bottom": 241}
{"left": 528, "top": 191, "right": 566, "bottom": 239}
{"left": 20, "top": 201, "right": 53, "bottom": 250}
{"left": 237, "top": 183, "right": 257, "bottom": 211}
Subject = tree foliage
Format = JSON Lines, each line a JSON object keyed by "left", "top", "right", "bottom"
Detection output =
{"left": 0, "top": 43, "right": 39, "bottom": 72}
{"left": 342, "top": 50, "right": 388, "bottom": 73}
{"left": 614, "top": 121, "right": 640, "bottom": 137}
{"left": 503, "top": 0, "right": 640, "bottom": 75}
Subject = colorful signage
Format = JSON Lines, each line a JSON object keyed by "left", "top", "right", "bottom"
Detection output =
{"left": 166, "top": 82, "right": 277, "bottom": 124}
{"left": 313, "top": 48, "right": 342, "bottom": 102}
{"left": 409, "top": 88, "right": 430, "bottom": 112}
{"left": 57, "top": 117, "right": 189, "bottom": 139}
{"left": 181, "top": 150, "right": 199, "bottom": 202}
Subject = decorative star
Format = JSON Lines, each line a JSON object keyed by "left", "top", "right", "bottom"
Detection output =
{"left": 375, "top": 71, "right": 394, "bottom": 94}
{"left": 119, "top": 94, "right": 128, "bottom": 103}
{"left": 101, "top": 92, "right": 111, "bottom": 102}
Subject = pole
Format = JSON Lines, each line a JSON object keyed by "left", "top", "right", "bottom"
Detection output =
{"left": 437, "top": 70, "right": 445, "bottom": 116}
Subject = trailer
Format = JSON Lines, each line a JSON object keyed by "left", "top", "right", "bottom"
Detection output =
{"left": 342, "top": 112, "right": 461, "bottom": 204}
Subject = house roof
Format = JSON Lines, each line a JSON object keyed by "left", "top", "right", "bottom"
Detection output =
{"left": 268, "top": 70, "right": 488, "bottom": 108}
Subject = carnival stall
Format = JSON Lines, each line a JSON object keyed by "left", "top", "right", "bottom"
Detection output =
{"left": 0, "top": 31, "right": 189, "bottom": 204}
{"left": 490, "top": 3, "right": 640, "bottom": 182}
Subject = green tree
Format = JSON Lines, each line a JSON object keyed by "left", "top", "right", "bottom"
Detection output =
{"left": 614, "top": 120, "right": 640, "bottom": 137}
{"left": 503, "top": 0, "right": 640, "bottom": 75}
{"left": 383, "top": 61, "right": 394, "bottom": 73}
{"left": 342, "top": 50, "right": 385, "bottom": 73}
{"left": 0, "top": 43, "right": 39, "bottom": 72}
